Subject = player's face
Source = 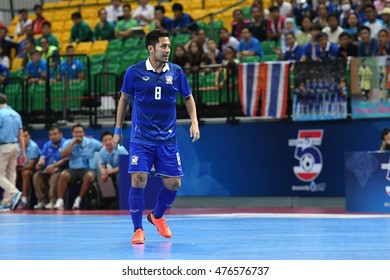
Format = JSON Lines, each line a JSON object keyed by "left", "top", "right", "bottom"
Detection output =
{"left": 49, "top": 129, "right": 62, "bottom": 144}
{"left": 23, "top": 131, "right": 30, "bottom": 146}
{"left": 378, "top": 31, "right": 388, "bottom": 44}
{"left": 359, "top": 30, "right": 370, "bottom": 42}
{"left": 72, "top": 127, "right": 85, "bottom": 139}
{"left": 152, "top": 37, "right": 171, "bottom": 63}
{"left": 102, "top": 135, "right": 114, "bottom": 149}
{"left": 384, "top": 132, "right": 390, "bottom": 145}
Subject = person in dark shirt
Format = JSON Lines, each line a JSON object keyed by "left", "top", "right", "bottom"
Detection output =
{"left": 249, "top": 5, "right": 268, "bottom": 42}
{"left": 338, "top": 32, "right": 358, "bottom": 57}
{"left": 172, "top": 3, "right": 197, "bottom": 34}
{"left": 153, "top": 5, "right": 173, "bottom": 32}
{"left": 0, "top": 27, "right": 18, "bottom": 58}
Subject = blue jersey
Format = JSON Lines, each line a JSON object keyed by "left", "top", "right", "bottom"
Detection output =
{"left": 59, "top": 59, "right": 84, "bottom": 80}
{"left": 40, "top": 138, "right": 67, "bottom": 168}
{"left": 18, "top": 139, "right": 41, "bottom": 166}
{"left": 121, "top": 59, "right": 192, "bottom": 146}
{"left": 26, "top": 59, "right": 47, "bottom": 78}
{"left": 99, "top": 145, "right": 128, "bottom": 168}
{"left": 0, "top": 105, "right": 23, "bottom": 143}
{"left": 63, "top": 137, "right": 102, "bottom": 169}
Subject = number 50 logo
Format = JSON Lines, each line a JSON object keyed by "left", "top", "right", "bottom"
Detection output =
{"left": 288, "top": 130, "right": 324, "bottom": 182}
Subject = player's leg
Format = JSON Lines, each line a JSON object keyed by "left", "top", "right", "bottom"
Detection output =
{"left": 54, "top": 169, "right": 73, "bottom": 210}
{"left": 128, "top": 143, "right": 154, "bottom": 244}
{"left": 148, "top": 144, "right": 183, "bottom": 238}
{"left": 73, "top": 170, "right": 95, "bottom": 210}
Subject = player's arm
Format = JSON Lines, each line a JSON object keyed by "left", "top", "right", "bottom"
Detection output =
{"left": 184, "top": 94, "right": 200, "bottom": 142}
{"left": 113, "top": 93, "right": 130, "bottom": 148}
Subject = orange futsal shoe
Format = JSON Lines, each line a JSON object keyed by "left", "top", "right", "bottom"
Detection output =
{"left": 131, "top": 229, "right": 145, "bottom": 244}
{"left": 147, "top": 212, "right": 172, "bottom": 238}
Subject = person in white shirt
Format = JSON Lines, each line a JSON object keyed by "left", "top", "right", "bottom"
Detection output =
{"left": 322, "top": 13, "right": 344, "bottom": 44}
{"left": 363, "top": 4, "right": 385, "bottom": 38}
{"left": 105, "top": 0, "right": 124, "bottom": 25}
{"left": 274, "top": 0, "right": 293, "bottom": 17}
{"left": 15, "top": 9, "right": 32, "bottom": 37}
{"left": 132, "top": 0, "right": 155, "bottom": 27}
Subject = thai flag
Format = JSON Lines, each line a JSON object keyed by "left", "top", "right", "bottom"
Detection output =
{"left": 261, "top": 61, "right": 290, "bottom": 118}
{"left": 238, "top": 63, "right": 262, "bottom": 117}
{"left": 238, "top": 61, "right": 290, "bottom": 118}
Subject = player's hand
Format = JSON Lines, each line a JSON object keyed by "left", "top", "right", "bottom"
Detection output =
{"left": 113, "top": 133, "right": 122, "bottom": 150}
{"left": 190, "top": 123, "right": 200, "bottom": 142}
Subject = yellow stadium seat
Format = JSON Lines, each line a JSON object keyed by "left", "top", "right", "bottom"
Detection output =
{"left": 43, "top": 2, "right": 57, "bottom": 9}
{"left": 63, "top": 20, "right": 74, "bottom": 31}
{"left": 75, "top": 42, "right": 92, "bottom": 54}
{"left": 51, "top": 21, "right": 64, "bottom": 33}
{"left": 90, "top": 43, "right": 108, "bottom": 55}
{"left": 84, "top": 19, "right": 97, "bottom": 29}
{"left": 11, "top": 58, "right": 24, "bottom": 72}
{"left": 84, "top": 0, "right": 98, "bottom": 4}
{"left": 53, "top": 12, "right": 70, "bottom": 22}
{"left": 56, "top": 1, "right": 71, "bottom": 8}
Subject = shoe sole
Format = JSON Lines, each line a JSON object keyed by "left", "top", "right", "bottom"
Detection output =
{"left": 11, "top": 193, "right": 22, "bottom": 211}
{"left": 147, "top": 213, "right": 172, "bottom": 238}
{"left": 131, "top": 239, "right": 145, "bottom": 244}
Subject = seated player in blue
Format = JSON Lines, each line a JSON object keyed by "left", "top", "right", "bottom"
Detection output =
{"left": 113, "top": 29, "right": 200, "bottom": 244}
{"left": 57, "top": 45, "right": 84, "bottom": 82}
{"left": 99, "top": 130, "right": 128, "bottom": 185}
{"left": 54, "top": 124, "right": 102, "bottom": 210}
{"left": 25, "top": 49, "right": 47, "bottom": 83}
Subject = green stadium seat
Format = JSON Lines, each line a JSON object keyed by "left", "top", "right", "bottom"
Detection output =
{"left": 107, "top": 39, "right": 123, "bottom": 52}
{"left": 29, "top": 83, "right": 46, "bottom": 112}
{"left": 241, "top": 56, "right": 261, "bottom": 63}
{"left": 260, "top": 54, "right": 279, "bottom": 62}
{"left": 4, "top": 83, "right": 23, "bottom": 111}
{"left": 68, "top": 80, "right": 84, "bottom": 109}
{"left": 242, "top": 6, "right": 251, "bottom": 20}
{"left": 90, "top": 53, "right": 106, "bottom": 66}
{"left": 123, "top": 37, "right": 141, "bottom": 49}
{"left": 50, "top": 81, "right": 65, "bottom": 111}
{"left": 260, "top": 41, "right": 276, "bottom": 55}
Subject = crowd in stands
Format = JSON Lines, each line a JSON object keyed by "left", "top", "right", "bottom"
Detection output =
{"left": 0, "top": 124, "right": 128, "bottom": 211}
{"left": 0, "top": 0, "right": 388, "bottom": 87}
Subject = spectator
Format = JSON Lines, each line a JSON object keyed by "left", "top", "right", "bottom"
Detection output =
{"left": 231, "top": 9, "right": 251, "bottom": 40}
{"left": 267, "top": 6, "right": 285, "bottom": 42}
{"left": 276, "top": 32, "right": 303, "bottom": 61}
{"left": 105, "top": 0, "right": 123, "bottom": 25}
{"left": 356, "top": 0, "right": 374, "bottom": 23}
{"left": 99, "top": 131, "right": 128, "bottom": 189}
{"left": 38, "top": 37, "right": 60, "bottom": 80}
{"left": 343, "top": 12, "right": 360, "bottom": 42}
{"left": 0, "top": 45, "right": 10, "bottom": 68}
{"left": 70, "top": 12, "right": 93, "bottom": 43}
{"left": 0, "top": 26, "right": 18, "bottom": 58}
{"left": 172, "top": 3, "right": 198, "bottom": 34}
{"left": 15, "top": 8, "right": 32, "bottom": 37}
{"left": 218, "top": 27, "right": 239, "bottom": 52}
{"left": 274, "top": 0, "right": 293, "bottom": 17}
{"left": 300, "top": 25, "right": 322, "bottom": 61}
{"left": 25, "top": 50, "right": 47, "bottom": 83}
{"left": 249, "top": 5, "right": 268, "bottom": 43}
{"left": 33, "top": 126, "right": 67, "bottom": 210}
{"left": 374, "top": 0, "right": 386, "bottom": 12}
{"left": 338, "top": 32, "right": 358, "bottom": 57}
{"left": 17, "top": 128, "right": 41, "bottom": 209}
{"left": 312, "top": 4, "right": 328, "bottom": 30}
{"left": 317, "top": 0, "right": 338, "bottom": 14}
{"left": 322, "top": 13, "right": 344, "bottom": 45}
{"left": 150, "top": 5, "right": 173, "bottom": 32}
{"left": 132, "top": 0, "right": 155, "bottom": 27}
{"left": 18, "top": 27, "right": 35, "bottom": 61}
{"left": 380, "top": 7, "right": 390, "bottom": 28}
{"left": 280, "top": 17, "right": 299, "bottom": 53}
{"left": 215, "top": 46, "right": 240, "bottom": 89}
{"left": 94, "top": 8, "right": 115, "bottom": 41}
{"left": 171, "top": 44, "right": 190, "bottom": 70}
{"left": 293, "top": 0, "right": 312, "bottom": 27}
{"left": 54, "top": 124, "right": 102, "bottom": 210}
{"left": 314, "top": 32, "right": 339, "bottom": 61}
{"left": 31, "top": 4, "right": 46, "bottom": 35}
{"left": 201, "top": 39, "right": 224, "bottom": 70}
{"left": 115, "top": 4, "right": 138, "bottom": 40}
{"left": 296, "top": 16, "right": 313, "bottom": 46}
{"left": 363, "top": 4, "right": 384, "bottom": 38}
{"left": 38, "top": 22, "right": 59, "bottom": 48}
{"left": 188, "top": 41, "right": 203, "bottom": 71}
{"left": 339, "top": 0, "right": 353, "bottom": 28}
{"left": 237, "top": 26, "right": 264, "bottom": 59}
{"left": 358, "top": 26, "right": 378, "bottom": 56}
{"left": 378, "top": 29, "right": 390, "bottom": 55}
{"left": 0, "top": 62, "right": 9, "bottom": 85}
{"left": 57, "top": 45, "right": 84, "bottom": 82}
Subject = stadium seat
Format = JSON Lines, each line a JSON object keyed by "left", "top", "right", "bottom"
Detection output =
{"left": 260, "top": 54, "right": 279, "bottom": 62}
{"left": 11, "top": 58, "right": 24, "bottom": 72}
{"left": 107, "top": 39, "right": 123, "bottom": 52}
{"left": 90, "top": 53, "right": 106, "bottom": 66}
{"left": 51, "top": 21, "right": 64, "bottom": 33}
{"left": 123, "top": 38, "right": 141, "bottom": 50}
{"left": 241, "top": 56, "right": 261, "bottom": 63}
{"left": 75, "top": 42, "right": 93, "bottom": 54}
{"left": 260, "top": 41, "right": 276, "bottom": 55}
{"left": 242, "top": 6, "right": 251, "bottom": 20}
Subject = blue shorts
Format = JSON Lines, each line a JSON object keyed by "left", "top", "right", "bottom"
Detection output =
{"left": 128, "top": 143, "right": 183, "bottom": 177}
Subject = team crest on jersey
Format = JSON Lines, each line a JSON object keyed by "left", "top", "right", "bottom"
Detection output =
{"left": 142, "top": 76, "right": 150, "bottom": 81}
{"left": 165, "top": 76, "right": 173, "bottom": 84}
{"left": 131, "top": 155, "right": 138, "bottom": 165}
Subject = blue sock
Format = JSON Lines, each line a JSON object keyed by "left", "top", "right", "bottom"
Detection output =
{"left": 153, "top": 187, "right": 177, "bottom": 219}
{"left": 128, "top": 187, "right": 145, "bottom": 232}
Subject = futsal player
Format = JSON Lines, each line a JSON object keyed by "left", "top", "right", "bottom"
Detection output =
{"left": 113, "top": 29, "right": 200, "bottom": 244}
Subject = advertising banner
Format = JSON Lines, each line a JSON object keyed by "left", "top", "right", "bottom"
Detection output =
{"left": 292, "top": 59, "right": 348, "bottom": 121}
{"left": 350, "top": 56, "right": 390, "bottom": 118}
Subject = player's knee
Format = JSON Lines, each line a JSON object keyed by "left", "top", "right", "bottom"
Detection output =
{"left": 131, "top": 174, "right": 147, "bottom": 188}
{"left": 166, "top": 178, "right": 181, "bottom": 191}
{"left": 83, "top": 172, "right": 95, "bottom": 183}
{"left": 60, "top": 171, "right": 71, "bottom": 182}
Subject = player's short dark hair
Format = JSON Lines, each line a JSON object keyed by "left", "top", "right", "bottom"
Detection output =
{"left": 30, "top": 49, "right": 41, "bottom": 56}
{"left": 72, "top": 123, "right": 85, "bottom": 132}
{"left": 0, "top": 93, "right": 7, "bottom": 104}
{"left": 327, "top": 13, "right": 339, "bottom": 22}
{"left": 66, "top": 45, "right": 75, "bottom": 50}
{"left": 240, "top": 26, "right": 251, "bottom": 33}
{"left": 18, "top": 9, "right": 28, "bottom": 14}
{"left": 49, "top": 126, "right": 62, "bottom": 133}
{"left": 269, "top": 6, "right": 280, "bottom": 13}
{"left": 364, "top": 4, "right": 376, "bottom": 11}
{"left": 339, "top": 32, "right": 352, "bottom": 39}
{"left": 34, "top": 4, "right": 42, "bottom": 11}
{"left": 145, "top": 29, "right": 170, "bottom": 49}
{"left": 172, "top": 3, "right": 183, "bottom": 12}
{"left": 316, "top": 32, "right": 328, "bottom": 41}
{"left": 71, "top": 12, "right": 82, "bottom": 20}
{"left": 285, "top": 31, "right": 296, "bottom": 39}
{"left": 381, "top": 128, "right": 390, "bottom": 140}
{"left": 155, "top": 5, "right": 165, "bottom": 13}
{"left": 101, "top": 130, "right": 113, "bottom": 140}
{"left": 379, "top": 28, "right": 388, "bottom": 35}
{"left": 123, "top": 4, "right": 131, "bottom": 10}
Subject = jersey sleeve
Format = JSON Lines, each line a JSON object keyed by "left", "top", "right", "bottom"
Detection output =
{"left": 121, "top": 67, "right": 135, "bottom": 95}
{"left": 99, "top": 149, "right": 107, "bottom": 164}
{"left": 118, "top": 145, "right": 129, "bottom": 155}
{"left": 177, "top": 67, "right": 192, "bottom": 98}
